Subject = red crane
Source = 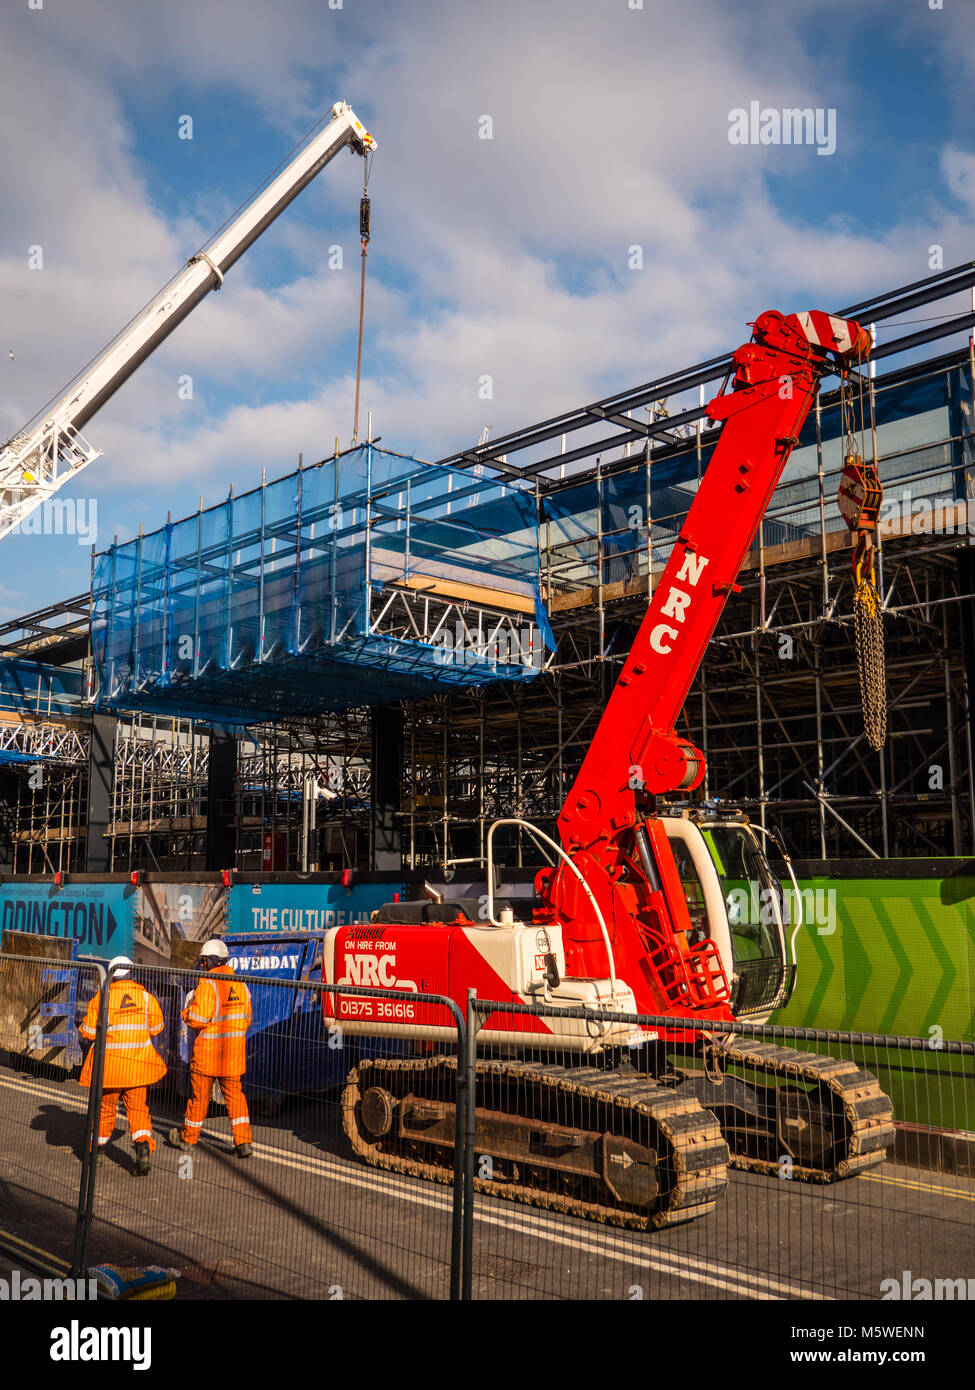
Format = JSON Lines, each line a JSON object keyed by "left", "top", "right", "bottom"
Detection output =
{"left": 328, "top": 308, "right": 894, "bottom": 1230}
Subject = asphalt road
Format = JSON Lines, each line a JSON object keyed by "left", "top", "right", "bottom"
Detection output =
{"left": 0, "top": 1058, "right": 971, "bottom": 1301}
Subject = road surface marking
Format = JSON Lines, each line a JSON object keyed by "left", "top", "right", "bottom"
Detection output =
{"left": 861, "top": 1172, "right": 975, "bottom": 1202}
{"left": 5, "top": 1070, "right": 958, "bottom": 1298}
{"left": 178, "top": 1128, "right": 832, "bottom": 1300}
{"left": 216, "top": 1141, "right": 815, "bottom": 1299}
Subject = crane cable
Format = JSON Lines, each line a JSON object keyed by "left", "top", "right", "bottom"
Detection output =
{"left": 351, "top": 152, "right": 373, "bottom": 446}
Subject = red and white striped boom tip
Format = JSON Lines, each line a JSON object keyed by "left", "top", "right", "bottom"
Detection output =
{"left": 794, "top": 310, "right": 871, "bottom": 360}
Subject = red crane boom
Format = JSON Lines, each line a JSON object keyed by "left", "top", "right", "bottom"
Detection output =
{"left": 541, "top": 308, "right": 871, "bottom": 1014}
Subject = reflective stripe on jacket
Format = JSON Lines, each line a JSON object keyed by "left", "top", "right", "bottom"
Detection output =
{"left": 78, "top": 980, "right": 167, "bottom": 1090}
{"left": 181, "top": 964, "right": 252, "bottom": 1076}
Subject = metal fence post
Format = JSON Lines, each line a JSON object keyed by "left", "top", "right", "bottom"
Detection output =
{"left": 71, "top": 961, "right": 108, "bottom": 1278}
{"left": 448, "top": 1003, "right": 467, "bottom": 1302}
{"left": 462, "top": 988, "right": 477, "bottom": 1301}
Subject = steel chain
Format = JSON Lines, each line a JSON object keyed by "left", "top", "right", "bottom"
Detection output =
{"left": 854, "top": 580, "right": 887, "bottom": 750}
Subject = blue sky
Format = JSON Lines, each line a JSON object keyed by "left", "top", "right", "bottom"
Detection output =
{"left": 0, "top": 0, "right": 972, "bottom": 617}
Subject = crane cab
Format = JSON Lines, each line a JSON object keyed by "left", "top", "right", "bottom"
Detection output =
{"left": 661, "top": 811, "right": 796, "bottom": 1021}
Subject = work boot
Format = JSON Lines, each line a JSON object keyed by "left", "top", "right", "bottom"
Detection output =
{"left": 234, "top": 1143, "right": 253, "bottom": 1159}
{"left": 133, "top": 1142, "right": 151, "bottom": 1177}
{"left": 167, "top": 1127, "right": 190, "bottom": 1152}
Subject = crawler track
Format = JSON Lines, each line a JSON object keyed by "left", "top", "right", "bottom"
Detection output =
{"left": 715, "top": 1038, "right": 896, "bottom": 1180}
{"left": 343, "top": 1055, "right": 729, "bottom": 1230}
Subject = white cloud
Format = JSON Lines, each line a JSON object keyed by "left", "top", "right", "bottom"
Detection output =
{"left": 942, "top": 146, "right": 975, "bottom": 213}
{"left": 0, "top": 0, "right": 970, "bottom": 602}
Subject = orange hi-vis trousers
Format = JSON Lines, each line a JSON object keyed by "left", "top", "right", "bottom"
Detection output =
{"left": 179, "top": 1070, "right": 252, "bottom": 1147}
{"left": 98, "top": 1088, "right": 156, "bottom": 1152}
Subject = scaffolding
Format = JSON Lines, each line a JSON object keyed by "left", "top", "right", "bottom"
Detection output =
{"left": 400, "top": 367, "right": 975, "bottom": 863}
{"left": 0, "top": 708, "right": 376, "bottom": 874}
{"left": 1, "top": 264, "right": 974, "bottom": 871}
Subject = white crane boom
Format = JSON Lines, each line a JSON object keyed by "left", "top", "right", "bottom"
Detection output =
{"left": 0, "top": 100, "right": 376, "bottom": 542}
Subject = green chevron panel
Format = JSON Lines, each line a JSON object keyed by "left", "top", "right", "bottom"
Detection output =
{"left": 775, "top": 875, "right": 974, "bottom": 1042}
{"left": 771, "top": 870, "right": 974, "bottom": 1128}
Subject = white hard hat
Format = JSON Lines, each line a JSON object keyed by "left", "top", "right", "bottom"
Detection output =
{"left": 107, "top": 955, "right": 133, "bottom": 978}
{"left": 199, "top": 939, "right": 229, "bottom": 961}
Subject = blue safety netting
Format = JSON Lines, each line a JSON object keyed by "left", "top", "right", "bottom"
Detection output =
{"left": 542, "top": 446, "right": 714, "bottom": 596}
{"left": 92, "top": 446, "right": 553, "bottom": 723}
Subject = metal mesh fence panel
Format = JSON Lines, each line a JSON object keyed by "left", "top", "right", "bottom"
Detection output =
{"left": 74, "top": 965, "right": 467, "bottom": 1299}
{"left": 0, "top": 952, "right": 102, "bottom": 1277}
{"left": 4, "top": 948, "right": 971, "bottom": 1302}
{"left": 0, "top": 951, "right": 467, "bottom": 1300}
{"left": 462, "top": 1002, "right": 974, "bottom": 1301}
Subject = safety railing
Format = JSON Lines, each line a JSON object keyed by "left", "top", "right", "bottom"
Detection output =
{"left": 0, "top": 952, "right": 104, "bottom": 1283}
{"left": 1, "top": 957, "right": 971, "bottom": 1301}
{"left": 461, "top": 997, "right": 974, "bottom": 1301}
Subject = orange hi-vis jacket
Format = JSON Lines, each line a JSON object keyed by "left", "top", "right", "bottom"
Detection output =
{"left": 182, "top": 964, "right": 252, "bottom": 1077}
{"left": 78, "top": 980, "right": 167, "bottom": 1090}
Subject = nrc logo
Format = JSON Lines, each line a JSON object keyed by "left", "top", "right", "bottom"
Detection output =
{"left": 340, "top": 953, "right": 399, "bottom": 988}
{"left": 649, "top": 549, "right": 710, "bottom": 656}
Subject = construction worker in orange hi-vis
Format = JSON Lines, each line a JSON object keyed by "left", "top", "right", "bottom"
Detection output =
{"left": 168, "top": 938, "right": 253, "bottom": 1158}
{"left": 78, "top": 956, "right": 166, "bottom": 1177}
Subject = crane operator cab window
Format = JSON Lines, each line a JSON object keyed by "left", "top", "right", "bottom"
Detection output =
{"left": 700, "top": 824, "right": 786, "bottom": 964}
{"left": 668, "top": 844, "right": 710, "bottom": 948}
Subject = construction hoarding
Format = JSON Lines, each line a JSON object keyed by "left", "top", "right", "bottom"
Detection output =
{"left": 772, "top": 866, "right": 974, "bottom": 1131}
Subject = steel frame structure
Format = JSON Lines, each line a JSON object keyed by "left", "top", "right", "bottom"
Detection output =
{"left": 397, "top": 522, "right": 973, "bottom": 870}
{"left": 0, "top": 263, "right": 973, "bottom": 871}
